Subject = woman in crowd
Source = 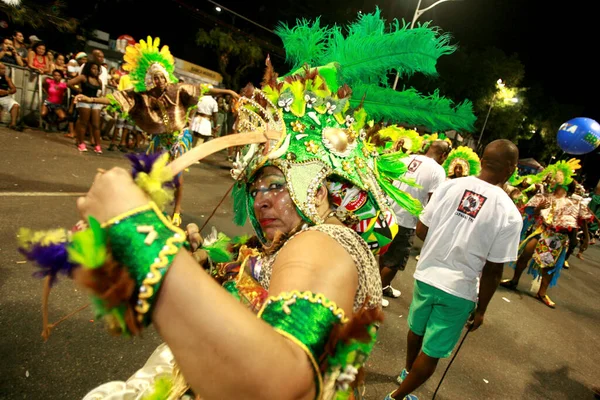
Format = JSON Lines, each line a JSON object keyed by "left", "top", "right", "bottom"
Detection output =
{"left": 42, "top": 69, "right": 68, "bottom": 125}
{"left": 68, "top": 62, "right": 103, "bottom": 153}
{"left": 52, "top": 53, "right": 67, "bottom": 76}
{"left": 27, "top": 42, "right": 50, "bottom": 75}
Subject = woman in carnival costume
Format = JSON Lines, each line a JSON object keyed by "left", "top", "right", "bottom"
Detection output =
{"left": 500, "top": 159, "right": 593, "bottom": 308}
{"left": 74, "top": 37, "right": 238, "bottom": 226}
{"left": 442, "top": 145, "right": 480, "bottom": 179}
{"left": 19, "top": 10, "right": 474, "bottom": 400}
{"left": 376, "top": 126, "right": 424, "bottom": 155}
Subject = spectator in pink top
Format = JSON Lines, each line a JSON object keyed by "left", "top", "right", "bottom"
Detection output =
{"left": 42, "top": 69, "right": 68, "bottom": 123}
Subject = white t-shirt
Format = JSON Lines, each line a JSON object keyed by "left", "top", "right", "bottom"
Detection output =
{"left": 197, "top": 95, "right": 218, "bottom": 115}
{"left": 391, "top": 154, "right": 446, "bottom": 229}
{"left": 415, "top": 176, "right": 523, "bottom": 302}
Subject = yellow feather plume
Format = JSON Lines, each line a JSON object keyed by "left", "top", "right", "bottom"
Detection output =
{"left": 133, "top": 153, "right": 175, "bottom": 211}
{"left": 18, "top": 227, "right": 69, "bottom": 248}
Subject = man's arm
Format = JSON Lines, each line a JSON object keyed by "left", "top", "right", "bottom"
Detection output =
{"left": 469, "top": 260, "right": 503, "bottom": 331}
{"left": 416, "top": 220, "right": 429, "bottom": 241}
{"left": 14, "top": 52, "right": 24, "bottom": 67}
{"left": 6, "top": 76, "right": 17, "bottom": 95}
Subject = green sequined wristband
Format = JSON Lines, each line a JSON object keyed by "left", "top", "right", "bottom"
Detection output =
{"left": 103, "top": 202, "right": 186, "bottom": 326}
{"left": 257, "top": 291, "right": 348, "bottom": 397}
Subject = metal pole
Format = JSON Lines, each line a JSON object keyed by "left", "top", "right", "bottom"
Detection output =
{"left": 476, "top": 94, "right": 495, "bottom": 149}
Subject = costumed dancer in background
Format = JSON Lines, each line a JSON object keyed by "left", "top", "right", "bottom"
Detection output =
{"left": 375, "top": 126, "right": 424, "bottom": 155}
{"left": 18, "top": 11, "right": 474, "bottom": 400}
{"left": 74, "top": 37, "right": 238, "bottom": 226}
{"left": 500, "top": 159, "right": 593, "bottom": 308}
{"left": 442, "top": 145, "right": 481, "bottom": 179}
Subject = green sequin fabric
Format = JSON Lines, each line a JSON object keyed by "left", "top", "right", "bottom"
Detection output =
{"left": 258, "top": 291, "right": 345, "bottom": 364}
{"left": 107, "top": 206, "right": 185, "bottom": 324}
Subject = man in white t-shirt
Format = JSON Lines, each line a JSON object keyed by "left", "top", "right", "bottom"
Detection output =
{"left": 385, "top": 140, "right": 522, "bottom": 400}
{"left": 379, "top": 141, "right": 450, "bottom": 305}
{"left": 191, "top": 95, "right": 219, "bottom": 146}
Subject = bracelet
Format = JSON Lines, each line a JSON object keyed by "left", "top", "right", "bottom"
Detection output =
{"left": 258, "top": 291, "right": 381, "bottom": 398}
{"left": 103, "top": 202, "right": 186, "bottom": 326}
{"left": 258, "top": 291, "right": 348, "bottom": 397}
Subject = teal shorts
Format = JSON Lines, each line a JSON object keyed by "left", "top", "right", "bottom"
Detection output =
{"left": 408, "top": 280, "right": 476, "bottom": 359}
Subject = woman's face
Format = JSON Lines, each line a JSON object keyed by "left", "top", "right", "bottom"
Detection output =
{"left": 250, "top": 166, "right": 303, "bottom": 241}
{"left": 56, "top": 55, "right": 65, "bottom": 65}
{"left": 454, "top": 164, "right": 464, "bottom": 177}
{"left": 53, "top": 71, "right": 62, "bottom": 82}
{"left": 90, "top": 64, "right": 99, "bottom": 77}
{"left": 36, "top": 45, "right": 46, "bottom": 56}
{"left": 152, "top": 73, "right": 167, "bottom": 89}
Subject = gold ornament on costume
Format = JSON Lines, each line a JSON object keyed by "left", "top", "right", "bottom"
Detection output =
{"left": 342, "top": 161, "right": 353, "bottom": 173}
{"left": 291, "top": 120, "right": 306, "bottom": 133}
{"left": 322, "top": 128, "right": 357, "bottom": 158}
{"left": 305, "top": 140, "right": 320, "bottom": 154}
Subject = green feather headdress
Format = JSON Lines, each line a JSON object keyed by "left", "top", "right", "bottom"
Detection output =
{"left": 377, "top": 125, "right": 424, "bottom": 154}
{"left": 233, "top": 10, "right": 476, "bottom": 248}
{"left": 443, "top": 146, "right": 481, "bottom": 177}
{"left": 123, "top": 36, "right": 178, "bottom": 92}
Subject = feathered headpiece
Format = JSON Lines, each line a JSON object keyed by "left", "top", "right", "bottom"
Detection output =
{"left": 122, "top": 36, "right": 177, "bottom": 92}
{"left": 443, "top": 146, "right": 481, "bottom": 177}
{"left": 421, "top": 132, "right": 452, "bottom": 153}
{"left": 231, "top": 9, "right": 475, "bottom": 252}
{"left": 541, "top": 158, "right": 581, "bottom": 189}
{"left": 377, "top": 126, "right": 424, "bottom": 154}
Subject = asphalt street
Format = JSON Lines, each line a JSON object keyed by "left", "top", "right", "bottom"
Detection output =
{"left": 1, "top": 127, "right": 599, "bottom": 399}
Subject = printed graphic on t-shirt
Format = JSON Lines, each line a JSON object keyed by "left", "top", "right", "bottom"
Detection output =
{"left": 407, "top": 159, "right": 422, "bottom": 173}
{"left": 456, "top": 190, "right": 487, "bottom": 219}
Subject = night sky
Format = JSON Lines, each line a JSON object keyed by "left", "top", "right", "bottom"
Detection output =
{"left": 53, "top": 0, "right": 597, "bottom": 121}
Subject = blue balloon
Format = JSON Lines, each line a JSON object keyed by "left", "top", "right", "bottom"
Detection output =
{"left": 557, "top": 117, "right": 600, "bottom": 155}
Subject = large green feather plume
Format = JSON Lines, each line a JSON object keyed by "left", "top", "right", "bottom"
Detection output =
{"left": 321, "top": 21, "right": 454, "bottom": 86}
{"left": 274, "top": 18, "right": 332, "bottom": 71}
{"left": 350, "top": 84, "right": 476, "bottom": 132}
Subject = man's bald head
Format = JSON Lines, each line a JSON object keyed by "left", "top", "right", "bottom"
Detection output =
{"left": 426, "top": 140, "right": 452, "bottom": 164}
{"left": 480, "top": 139, "right": 519, "bottom": 184}
{"left": 92, "top": 49, "right": 104, "bottom": 63}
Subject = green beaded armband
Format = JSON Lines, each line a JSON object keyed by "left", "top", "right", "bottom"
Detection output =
{"left": 257, "top": 291, "right": 348, "bottom": 397}
{"left": 103, "top": 202, "right": 186, "bottom": 326}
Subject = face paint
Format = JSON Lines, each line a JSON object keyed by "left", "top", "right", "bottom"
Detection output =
{"left": 250, "top": 166, "right": 303, "bottom": 241}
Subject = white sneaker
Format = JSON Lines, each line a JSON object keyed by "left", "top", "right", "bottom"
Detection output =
{"left": 382, "top": 298, "right": 390, "bottom": 308}
{"left": 383, "top": 285, "right": 401, "bottom": 298}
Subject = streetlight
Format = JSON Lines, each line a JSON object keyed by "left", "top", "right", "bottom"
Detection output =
{"left": 476, "top": 78, "right": 519, "bottom": 149}
{"left": 215, "top": 6, "right": 222, "bottom": 12}
{"left": 392, "top": 0, "right": 463, "bottom": 90}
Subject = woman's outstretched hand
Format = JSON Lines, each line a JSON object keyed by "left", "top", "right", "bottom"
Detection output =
{"left": 77, "top": 167, "right": 148, "bottom": 224}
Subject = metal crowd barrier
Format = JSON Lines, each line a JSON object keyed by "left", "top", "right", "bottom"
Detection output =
{"left": 1, "top": 63, "right": 115, "bottom": 127}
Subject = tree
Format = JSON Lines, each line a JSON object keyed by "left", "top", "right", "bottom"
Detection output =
{"left": 196, "top": 28, "right": 263, "bottom": 90}
{"left": 0, "top": 0, "right": 78, "bottom": 32}
{"left": 397, "top": 46, "right": 528, "bottom": 146}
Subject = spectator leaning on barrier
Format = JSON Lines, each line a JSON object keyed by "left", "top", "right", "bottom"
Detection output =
{"left": 12, "top": 31, "right": 28, "bottom": 59}
{"left": 42, "top": 69, "right": 68, "bottom": 125}
{"left": 0, "top": 37, "right": 24, "bottom": 67}
{"left": 27, "top": 42, "right": 50, "bottom": 75}
{"left": 0, "top": 62, "right": 21, "bottom": 130}
{"left": 53, "top": 54, "right": 67, "bottom": 76}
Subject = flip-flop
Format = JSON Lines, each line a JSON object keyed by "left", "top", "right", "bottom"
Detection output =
{"left": 536, "top": 293, "right": 556, "bottom": 308}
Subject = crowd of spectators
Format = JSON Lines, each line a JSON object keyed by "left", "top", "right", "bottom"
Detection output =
{"left": 0, "top": 29, "right": 236, "bottom": 154}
